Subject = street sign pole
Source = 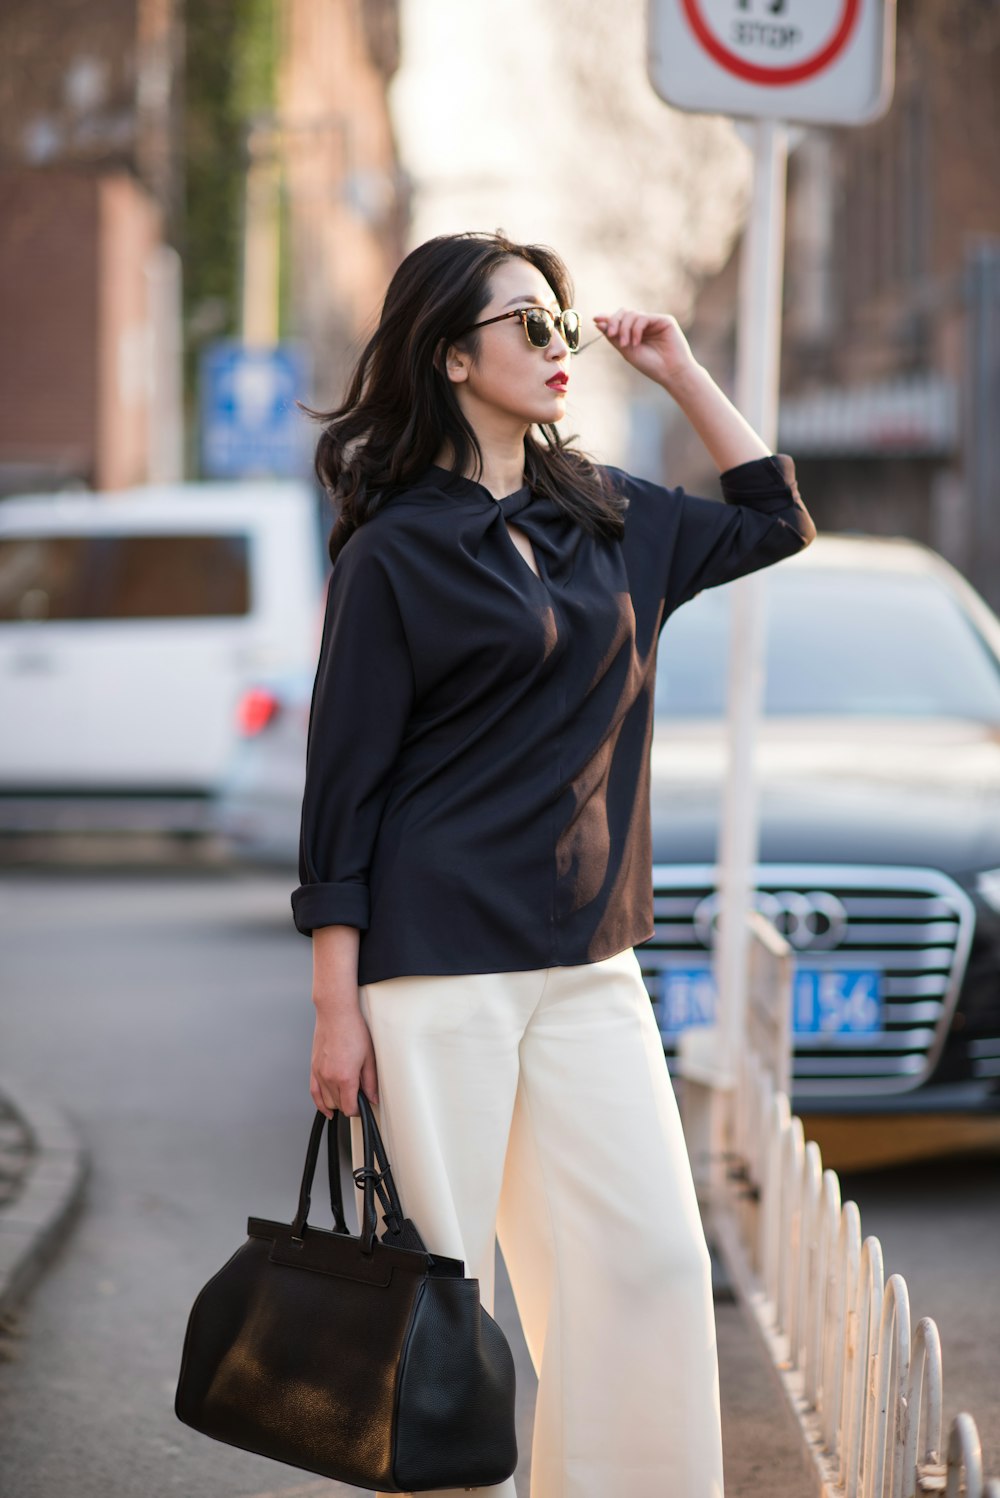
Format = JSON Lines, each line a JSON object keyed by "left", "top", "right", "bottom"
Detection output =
{"left": 242, "top": 117, "right": 281, "bottom": 348}
{"left": 645, "top": 1, "right": 896, "bottom": 1191}
{"left": 715, "top": 117, "right": 788, "bottom": 1091}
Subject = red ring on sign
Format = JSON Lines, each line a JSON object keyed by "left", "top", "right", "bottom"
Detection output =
{"left": 680, "top": 0, "right": 861, "bottom": 86}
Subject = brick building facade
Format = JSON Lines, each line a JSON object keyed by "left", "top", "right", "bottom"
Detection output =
{"left": 0, "top": 169, "right": 162, "bottom": 491}
{"left": 0, "top": 0, "right": 405, "bottom": 492}
{"left": 276, "top": 0, "right": 407, "bottom": 408}
{"left": 0, "top": 0, "right": 180, "bottom": 493}
{"left": 664, "top": 1, "right": 1000, "bottom": 606}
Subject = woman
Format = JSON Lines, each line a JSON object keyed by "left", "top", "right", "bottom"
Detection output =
{"left": 291, "top": 230, "right": 816, "bottom": 1498}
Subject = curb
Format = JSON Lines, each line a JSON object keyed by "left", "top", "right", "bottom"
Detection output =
{"left": 0, "top": 1075, "right": 89, "bottom": 1321}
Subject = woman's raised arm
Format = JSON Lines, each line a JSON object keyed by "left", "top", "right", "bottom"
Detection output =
{"left": 593, "top": 307, "right": 771, "bottom": 471}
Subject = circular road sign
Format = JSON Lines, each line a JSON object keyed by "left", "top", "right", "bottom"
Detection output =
{"left": 648, "top": 0, "right": 895, "bottom": 126}
{"left": 681, "top": 0, "right": 861, "bottom": 87}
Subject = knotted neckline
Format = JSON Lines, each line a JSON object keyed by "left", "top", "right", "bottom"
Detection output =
{"left": 422, "top": 464, "right": 533, "bottom": 520}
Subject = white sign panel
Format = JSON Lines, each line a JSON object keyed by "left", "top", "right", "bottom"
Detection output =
{"left": 648, "top": 0, "right": 896, "bottom": 125}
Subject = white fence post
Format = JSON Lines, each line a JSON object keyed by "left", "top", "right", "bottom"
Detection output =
{"left": 701, "top": 910, "right": 999, "bottom": 1498}
{"left": 902, "top": 1317, "right": 944, "bottom": 1498}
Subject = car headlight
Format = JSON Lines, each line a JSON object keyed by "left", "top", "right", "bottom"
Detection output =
{"left": 975, "top": 869, "right": 1000, "bottom": 913}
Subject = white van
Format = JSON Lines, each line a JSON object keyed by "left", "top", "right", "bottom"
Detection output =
{"left": 0, "top": 481, "right": 326, "bottom": 834}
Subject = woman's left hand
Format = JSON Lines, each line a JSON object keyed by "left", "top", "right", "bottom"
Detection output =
{"left": 593, "top": 309, "right": 700, "bottom": 392}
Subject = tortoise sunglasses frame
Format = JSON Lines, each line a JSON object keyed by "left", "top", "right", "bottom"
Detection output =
{"left": 459, "top": 305, "right": 583, "bottom": 353}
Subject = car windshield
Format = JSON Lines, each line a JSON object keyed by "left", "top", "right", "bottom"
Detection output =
{"left": 654, "top": 566, "right": 1000, "bottom": 722}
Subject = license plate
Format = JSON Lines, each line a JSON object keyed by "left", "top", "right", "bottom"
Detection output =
{"left": 656, "top": 966, "right": 882, "bottom": 1037}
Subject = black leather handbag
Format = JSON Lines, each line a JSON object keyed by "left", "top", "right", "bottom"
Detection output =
{"left": 174, "top": 1090, "right": 517, "bottom": 1492}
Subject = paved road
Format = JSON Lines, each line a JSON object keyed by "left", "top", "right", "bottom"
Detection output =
{"left": 0, "top": 869, "right": 355, "bottom": 1497}
{"left": 0, "top": 868, "right": 995, "bottom": 1494}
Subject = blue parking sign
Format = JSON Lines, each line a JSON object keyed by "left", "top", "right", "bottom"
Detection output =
{"left": 200, "top": 342, "right": 311, "bottom": 478}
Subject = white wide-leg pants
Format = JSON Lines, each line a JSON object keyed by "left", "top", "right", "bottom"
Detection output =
{"left": 351, "top": 945, "right": 725, "bottom": 1498}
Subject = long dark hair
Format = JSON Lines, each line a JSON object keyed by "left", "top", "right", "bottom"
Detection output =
{"left": 306, "top": 231, "right": 628, "bottom": 563}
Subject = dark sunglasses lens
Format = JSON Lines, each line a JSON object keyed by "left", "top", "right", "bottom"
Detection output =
{"left": 524, "top": 310, "right": 552, "bottom": 348}
{"left": 562, "top": 310, "right": 581, "bottom": 350}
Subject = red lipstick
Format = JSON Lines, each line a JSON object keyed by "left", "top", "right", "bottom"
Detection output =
{"left": 546, "top": 371, "right": 569, "bottom": 391}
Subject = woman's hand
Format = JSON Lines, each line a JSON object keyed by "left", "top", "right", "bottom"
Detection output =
{"left": 310, "top": 995, "right": 379, "bottom": 1119}
{"left": 593, "top": 309, "right": 700, "bottom": 393}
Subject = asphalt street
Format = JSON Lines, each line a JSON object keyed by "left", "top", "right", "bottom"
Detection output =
{"left": 0, "top": 868, "right": 996, "bottom": 1494}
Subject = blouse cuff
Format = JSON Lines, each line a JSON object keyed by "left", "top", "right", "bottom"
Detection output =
{"left": 291, "top": 880, "right": 371, "bottom": 936}
{"left": 719, "top": 452, "right": 801, "bottom": 504}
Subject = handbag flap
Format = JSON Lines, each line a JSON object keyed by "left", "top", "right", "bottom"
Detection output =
{"left": 247, "top": 1216, "right": 462, "bottom": 1286}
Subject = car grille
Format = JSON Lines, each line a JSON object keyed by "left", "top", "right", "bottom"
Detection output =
{"left": 638, "top": 863, "right": 976, "bottom": 1098}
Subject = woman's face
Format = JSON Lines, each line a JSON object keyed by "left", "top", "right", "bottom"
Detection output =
{"left": 445, "top": 257, "right": 572, "bottom": 429}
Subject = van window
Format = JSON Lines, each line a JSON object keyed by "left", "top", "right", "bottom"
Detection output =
{"left": 0, "top": 533, "right": 251, "bottom": 621}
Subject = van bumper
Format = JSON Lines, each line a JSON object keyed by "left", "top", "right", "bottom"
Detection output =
{"left": 0, "top": 789, "right": 218, "bottom": 835}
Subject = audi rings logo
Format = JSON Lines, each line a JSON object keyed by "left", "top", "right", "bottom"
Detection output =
{"left": 692, "top": 889, "right": 848, "bottom": 951}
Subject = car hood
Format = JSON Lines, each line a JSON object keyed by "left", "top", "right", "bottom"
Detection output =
{"left": 649, "top": 717, "right": 1000, "bottom": 877}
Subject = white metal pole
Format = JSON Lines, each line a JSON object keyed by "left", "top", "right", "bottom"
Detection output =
{"left": 714, "top": 117, "right": 789, "bottom": 1085}
{"left": 145, "top": 244, "right": 184, "bottom": 483}
{"left": 242, "top": 121, "right": 281, "bottom": 348}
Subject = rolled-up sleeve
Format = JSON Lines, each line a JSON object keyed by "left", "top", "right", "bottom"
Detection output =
{"left": 291, "top": 537, "right": 415, "bottom": 937}
{"left": 666, "top": 452, "right": 816, "bottom": 611}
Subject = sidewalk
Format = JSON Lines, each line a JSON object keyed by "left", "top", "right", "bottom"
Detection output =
{"left": 714, "top": 1280, "right": 815, "bottom": 1496}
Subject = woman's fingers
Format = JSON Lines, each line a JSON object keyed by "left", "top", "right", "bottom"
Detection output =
{"left": 594, "top": 308, "right": 652, "bottom": 349}
{"left": 309, "top": 1009, "right": 379, "bottom": 1117}
{"left": 361, "top": 1051, "right": 379, "bottom": 1108}
{"left": 595, "top": 306, "right": 627, "bottom": 341}
{"left": 310, "top": 1058, "right": 353, "bottom": 1116}
{"left": 625, "top": 312, "right": 648, "bottom": 347}
{"left": 310, "top": 1072, "right": 336, "bottom": 1119}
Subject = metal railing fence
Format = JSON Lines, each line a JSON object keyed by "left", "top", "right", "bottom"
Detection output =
{"left": 700, "top": 915, "right": 1000, "bottom": 1498}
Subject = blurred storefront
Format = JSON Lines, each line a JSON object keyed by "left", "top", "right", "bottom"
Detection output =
{"left": 0, "top": 0, "right": 182, "bottom": 494}
{"left": 187, "top": 0, "right": 407, "bottom": 479}
{"left": 0, "top": 0, "right": 407, "bottom": 494}
{"left": 274, "top": 0, "right": 407, "bottom": 408}
{"left": 0, "top": 168, "right": 168, "bottom": 493}
{"left": 669, "top": 1, "right": 1000, "bottom": 610}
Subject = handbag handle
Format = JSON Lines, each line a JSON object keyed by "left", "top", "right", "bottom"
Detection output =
{"left": 291, "top": 1091, "right": 406, "bottom": 1256}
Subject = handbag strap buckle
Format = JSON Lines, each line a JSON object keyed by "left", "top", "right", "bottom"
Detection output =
{"left": 352, "top": 1163, "right": 405, "bottom": 1237}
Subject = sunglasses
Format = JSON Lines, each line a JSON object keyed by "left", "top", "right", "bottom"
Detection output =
{"left": 461, "top": 305, "right": 583, "bottom": 353}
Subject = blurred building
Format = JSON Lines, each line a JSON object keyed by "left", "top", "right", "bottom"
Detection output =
{"left": 275, "top": 0, "right": 407, "bottom": 409}
{"left": 670, "top": 1, "right": 1000, "bottom": 608}
{"left": 0, "top": 0, "right": 406, "bottom": 493}
{"left": 0, "top": 0, "right": 182, "bottom": 493}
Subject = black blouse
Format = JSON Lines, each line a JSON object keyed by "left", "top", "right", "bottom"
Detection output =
{"left": 291, "top": 453, "right": 816, "bottom": 984}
